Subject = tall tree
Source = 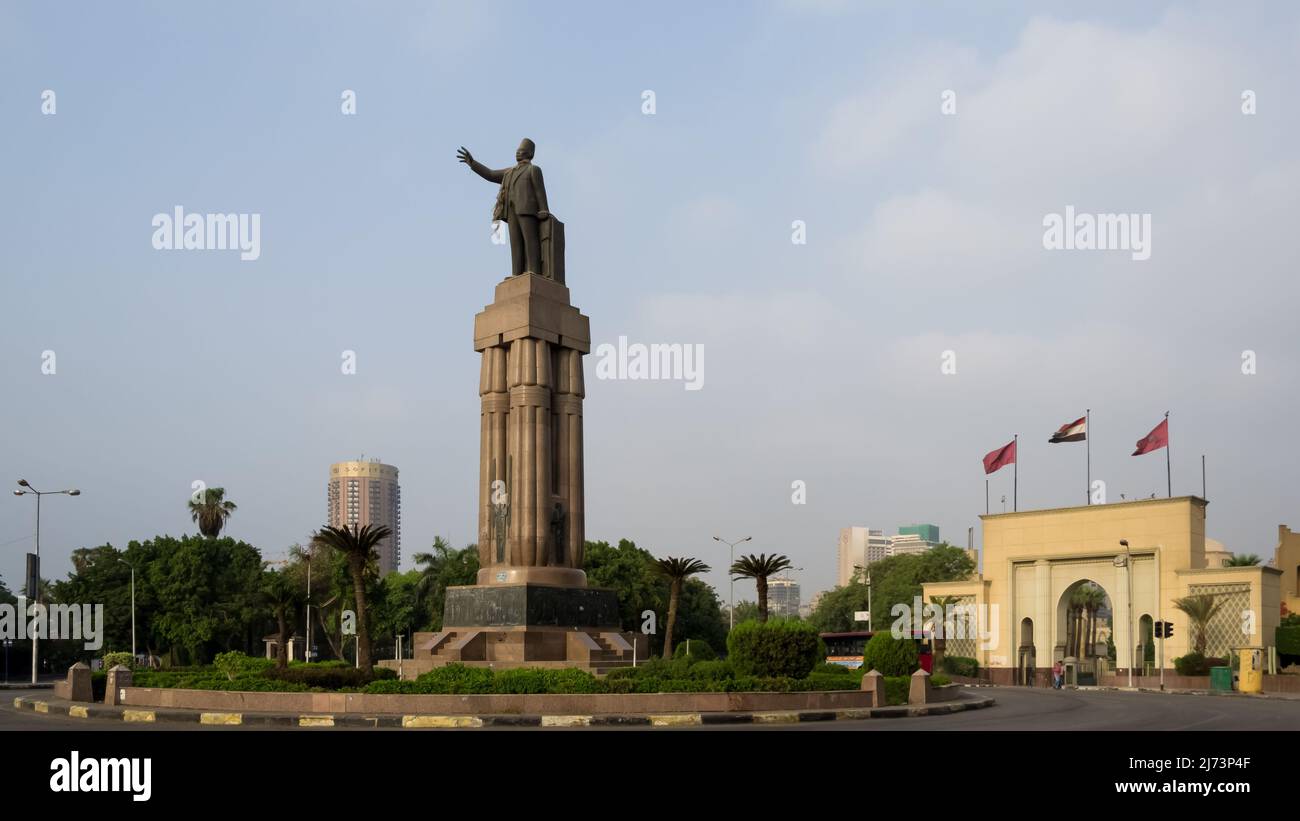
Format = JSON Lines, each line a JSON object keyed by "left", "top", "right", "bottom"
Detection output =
{"left": 654, "top": 557, "right": 710, "bottom": 659}
{"left": 1173, "top": 593, "right": 1226, "bottom": 656}
{"left": 1224, "top": 554, "right": 1262, "bottom": 567}
{"left": 730, "top": 554, "right": 792, "bottom": 622}
{"left": 310, "top": 523, "right": 391, "bottom": 673}
{"left": 262, "top": 570, "right": 300, "bottom": 669}
{"left": 188, "top": 487, "right": 237, "bottom": 538}
{"left": 412, "top": 537, "right": 480, "bottom": 631}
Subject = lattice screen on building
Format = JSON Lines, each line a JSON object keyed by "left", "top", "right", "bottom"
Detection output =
{"left": 941, "top": 595, "right": 979, "bottom": 660}
{"left": 1187, "top": 583, "right": 1251, "bottom": 658}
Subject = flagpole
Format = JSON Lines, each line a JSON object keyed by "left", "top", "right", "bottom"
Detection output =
{"left": 1165, "top": 411, "right": 1171, "bottom": 498}
{"left": 1086, "top": 408, "right": 1091, "bottom": 505}
{"left": 1201, "top": 454, "right": 1206, "bottom": 500}
{"left": 1013, "top": 434, "right": 1018, "bottom": 512}
{"left": 985, "top": 479, "right": 989, "bottom": 515}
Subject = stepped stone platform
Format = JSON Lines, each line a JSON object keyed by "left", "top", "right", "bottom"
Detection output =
{"left": 380, "top": 583, "right": 647, "bottom": 679}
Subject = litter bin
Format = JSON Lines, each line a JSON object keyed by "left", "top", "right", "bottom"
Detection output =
{"left": 1238, "top": 647, "right": 1263, "bottom": 694}
{"left": 1210, "top": 666, "right": 1233, "bottom": 692}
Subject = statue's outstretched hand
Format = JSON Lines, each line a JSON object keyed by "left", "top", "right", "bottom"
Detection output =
{"left": 456, "top": 146, "right": 474, "bottom": 166}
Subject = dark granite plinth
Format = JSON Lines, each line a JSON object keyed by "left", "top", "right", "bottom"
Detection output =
{"left": 443, "top": 583, "right": 622, "bottom": 629}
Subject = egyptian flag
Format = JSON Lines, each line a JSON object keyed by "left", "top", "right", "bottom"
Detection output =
{"left": 1132, "top": 418, "right": 1169, "bottom": 455}
{"left": 983, "top": 440, "right": 1016, "bottom": 474}
{"left": 1048, "top": 416, "right": 1087, "bottom": 443}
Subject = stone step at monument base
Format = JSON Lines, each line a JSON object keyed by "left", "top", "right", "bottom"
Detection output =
{"left": 382, "top": 628, "right": 650, "bottom": 680}
{"left": 381, "top": 626, "right": 647, "bottom": 679}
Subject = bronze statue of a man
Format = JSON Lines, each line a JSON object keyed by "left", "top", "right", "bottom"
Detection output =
{"left": 457, "top": 139, "right": 550, "bottom": 277}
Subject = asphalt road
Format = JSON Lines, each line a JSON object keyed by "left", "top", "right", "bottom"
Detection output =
{"left": 2, "top": 686, "right": 1298, "bottom": 731}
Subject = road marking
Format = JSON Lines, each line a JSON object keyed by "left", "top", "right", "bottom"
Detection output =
{"left": 201, "top": 712, "right": 242, "bottom": 725}
{"left": 752, "top": 711, "right": 799, "bottom": 724}
{"left": 123, "top": 710, "right": 156, "bottom": 723}
{"left": 33, "top": 702, "right": 48, "bottom": 713}
{"left": 69, "top": 706, "right": 89, "bottom": 718}
{"left": 648, "top": 714, "right": 701, "bottom": 726}
{"left": 298, "top": 715, "right": 335, "bottom": 727}
{"left": 541, "top": 715, "right": 591, "bottom": 727}
{"left": 402, "top": 715, "right": 483, "bottom": 728}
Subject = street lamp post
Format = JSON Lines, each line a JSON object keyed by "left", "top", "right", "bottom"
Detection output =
{"left": 1116, "top": 540, "right": 1134, "bottom": 689}
{"left": 13, "top": 479, "right": 80, "bottom": 684}
{"left": 853, "top": 564, "right": 874, "bottom": 630}
{"left": 305, "top": 547, "right": 313, "bottom": 662}
{"left": 713, "top": 535, "right": 751, "bottom": 630}
{"left": 117, "top": 558, "right": 136, "bottom": 661}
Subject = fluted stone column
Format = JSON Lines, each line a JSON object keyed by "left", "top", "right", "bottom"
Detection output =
{"left": 474, "top": 273, "right": 590, "bottom": 586}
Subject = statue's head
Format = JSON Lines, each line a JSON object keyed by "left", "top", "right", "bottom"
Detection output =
{"left": 515, "top": 138, "right": 536, "bottom": 162}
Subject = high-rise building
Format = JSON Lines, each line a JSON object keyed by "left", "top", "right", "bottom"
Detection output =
{"left": 898, "top": 523, "right": 940, "bottom": 544}
{"left": 837, "top": 527, "right": 888, "bottom": 587}
{"left": 328, "top": 459, "right": 402, "bottom": 574}
{"left": 767, "top": 578, "right": 801, "bottom": 619}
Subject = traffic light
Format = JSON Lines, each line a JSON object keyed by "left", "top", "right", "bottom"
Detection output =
{"left": 1154, "top": 620, "right": 1174, "bottom": 639}
{"left": 1165, "top": 622, "right": 1173, "bottom": 639}
{"left": 1154, "top": 621, "right": 1163, "bottom": 639}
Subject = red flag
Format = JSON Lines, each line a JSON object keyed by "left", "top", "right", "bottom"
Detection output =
{"left": 983, "top": 440, "right": 1016, "bottom": 474}
{"left": 1132, "top": 418, "right": 1168, "bottom": 456}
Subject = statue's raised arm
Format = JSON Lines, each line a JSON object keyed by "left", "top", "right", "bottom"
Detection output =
{"left": 457, "top": 138, "right": 559, "bottom": 280}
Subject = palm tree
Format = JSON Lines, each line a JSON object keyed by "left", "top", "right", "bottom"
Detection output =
{"left": 188, "top": 487, "right": 237, "bottom": 538}
{"left": 730, "top": 554, "right": 792, "bottom": 622}
{"left": 654, "top": 556, "right": 710, "bottom": 659}
{"left": 310, "top": 523, "right": 391, "bottom": 673}
{"left": 1173, "top": 593, "right": 1226, "bottom": 656}
{"left": 262, "top": 571, "right": 300, "bottom": 669}
{"left": 929, "top": 595, "right": 962, "bottom": 668}
{"left": 1223, "top": 554, "right": 1262, "bottom": 567}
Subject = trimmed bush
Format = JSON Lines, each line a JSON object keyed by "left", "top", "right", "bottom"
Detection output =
{"left": 1172, "top": 652, "right": 1225, "bottom": 676}
{"left": 673, "top": 640, "right": 717, "bottom": 662}
{"left": 412, "top": 664, "right": 496, "bottom": 694}
{"left": 102, "top": 652, "right": 134, "bottom": 671}
{"left": 1276, "top": 625, "right": 1300, "bottom": 657}
{"left": 862, "top": 633, "right": 919, "bottom": 677}
{"left": 810, "top": 662, "right": 853, "bottom": 677}
{"left": 686, "top": 660, "right": 734, "bottom": 681}
{"left": 264, "top": 665, "right": 394, "bottom": 689}
{"left": 940, "top": 655, "right": 979, "bottom": 678}
{"left": 726, "top": 620, "right": 825, "bottom": 679}
{"left": 214, "top": 651, "right": 275, "bottom": 680}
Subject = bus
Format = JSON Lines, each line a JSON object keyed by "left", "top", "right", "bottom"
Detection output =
{"left": 819, "top": 630, "right": 933, "bottom": 672}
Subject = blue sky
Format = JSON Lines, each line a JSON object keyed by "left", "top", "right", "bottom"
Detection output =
{"left": 2, "top": 1, "right": 1298, "bottom": 602}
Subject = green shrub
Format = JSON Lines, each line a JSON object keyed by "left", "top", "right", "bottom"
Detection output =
{"left": 931, "top": 673, "right": 951, "bottom": 686}
{"left": 810, "top": 662, "right": 853, "bottom": 677}
{"left": 861, "top": 633, "right": 919, "bottom": 677}
{"left": 492, "top": 668, "right": 550, "bottom": 694}
{"left": 264, "top": 665, "right": 393, "bottom": 689}
{"left": 673, "top": 640, "right": 717, "bottom": 662}
{"left": 686, "top": 660, "right": 735, "bottom": 681}
{"left": 1277, "top": 625, "right": 1300, "bottom": 656}
{"left": 726, "top": 620, "right": 824, "bottom": 678}
{"left": 883, "top": 676, "right": 911, "bottom": 705}
{"left": 544, "top": 668, "right": 604, "bottom": 694}
{"left": 102, "top": 652, "right": 134, "bottom": 671}
{"left": 214, "top": 651, "right": 274, "bottom": 681}
{"left": 940, "top": 656, "right": 979, "bottom": 677}
{"left": 1172, "top": 652, "right": 1225, "bottom": 676}
{"left": 412, "top": 664, "right": 496, "bottom": 694}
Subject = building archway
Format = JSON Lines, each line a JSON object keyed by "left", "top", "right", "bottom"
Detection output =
{"left": 1055, "top": 579, "right": 1112, "bottom": 685}
{"left": 1017, "top": 617, "right": 1035, "bottom": 685}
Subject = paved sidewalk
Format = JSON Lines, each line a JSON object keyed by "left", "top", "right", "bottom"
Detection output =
{"left": 11, "top": 692, "right": 996, "bottom": 728}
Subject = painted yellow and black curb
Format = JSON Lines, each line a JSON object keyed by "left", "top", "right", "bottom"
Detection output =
{"left": 11, "top": 694, "right": 995, "bottom": 727}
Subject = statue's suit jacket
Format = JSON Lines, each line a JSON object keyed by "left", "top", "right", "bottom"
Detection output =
{"left": 471, "top": 160, "right": 549, "bottom": 221}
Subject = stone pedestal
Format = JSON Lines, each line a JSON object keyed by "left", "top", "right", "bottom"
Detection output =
{"left": 473, "top": 273, "right": 589, "bottom": 580}
{"left": 379, "top": 272, "right": 643, "bottom": 678}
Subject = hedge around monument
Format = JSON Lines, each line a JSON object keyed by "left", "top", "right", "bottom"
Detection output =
{"left": 861, "top": 632, "right": 919, "bottom": 677}
{"left": 725, "top": 620, "right": 825, "bottom": 679}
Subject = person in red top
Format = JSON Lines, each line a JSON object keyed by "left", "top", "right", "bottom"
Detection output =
{"left": 1052, "top": 660, "right": 1064, "bottom": 689}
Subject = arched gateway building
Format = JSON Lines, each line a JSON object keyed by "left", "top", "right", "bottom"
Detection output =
{"left": 923, "top": 497, "right": 1297, "bottom": 687}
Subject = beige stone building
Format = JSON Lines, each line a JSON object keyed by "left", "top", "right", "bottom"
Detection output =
{"left": 923, "top": 497, "right": 1284, "bottom": 686}
{"left": 327, "top": 459, "right": 402, "bottom": 574}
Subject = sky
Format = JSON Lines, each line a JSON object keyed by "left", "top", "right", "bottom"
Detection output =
{"left": 2, "top": 1, "right": 1298, "bottom": 605}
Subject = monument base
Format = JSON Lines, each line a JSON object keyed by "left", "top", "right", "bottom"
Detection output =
{"left": 388, "top": 584, "right": 647, "bottom": 678}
